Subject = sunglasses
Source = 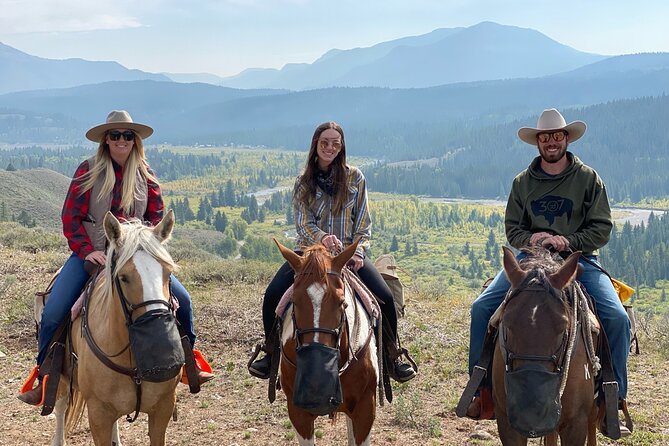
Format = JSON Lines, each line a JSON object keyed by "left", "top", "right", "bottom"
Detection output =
{"left": 537, "top": 131, "right": 567, "bottom": 143}
{"left": 318, "top": 139, "right": 342, "bottom": 151}
{"left": 108, "top": 130, "right": 135, "bottom": 142}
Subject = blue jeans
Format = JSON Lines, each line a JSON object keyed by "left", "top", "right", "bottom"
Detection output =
{"left": 37, "top": 253, "right": 197, "bottom": 366}
{"left": 468, "top": 253, "right": 630, "bottom": 399}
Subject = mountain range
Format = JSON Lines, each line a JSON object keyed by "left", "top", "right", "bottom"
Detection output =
{"left": 218, "top": 22, "right": 606, "bottom": 89}
{"left": 0, "top": 42, "right": 169, "bottom": 95}
{"left": 1, "top": 21, "right": 669, "bottom": 157}
{"left": 2, "top": 22, "right": 606, "bottom": 94}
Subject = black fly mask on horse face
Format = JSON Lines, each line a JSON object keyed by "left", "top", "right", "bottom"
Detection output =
{"left": 277, "top": 241, "right": 359, "bottom": 417}
{"left": 500, "top": 280, "right": 569, "bottom": 437}
{"left": 499, "top": 247, "right": 580, "bottom": 438}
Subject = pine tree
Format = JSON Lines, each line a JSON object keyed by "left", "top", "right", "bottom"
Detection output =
{"left": 390, "top": 235, "right": 399, "bottom": 251}
{"left": 214, "top": 211, "right": 228, "bottom": 233}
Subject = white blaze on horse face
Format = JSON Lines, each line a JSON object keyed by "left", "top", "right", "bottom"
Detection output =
{"left": 133, "top": 250, "right": 168, "bottom": 312}
{"left": 530, "top": 304, "right": 539, "bottom": 327}
{"left": 306, "top": 282, "right": 326, "bottom": 343}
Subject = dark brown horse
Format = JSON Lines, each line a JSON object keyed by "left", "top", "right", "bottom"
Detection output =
{"left": 275, "top": 240, "right": 378, "bottom": 446}
{"left": 492, "top": 247, "right": 599, "bottom": 445}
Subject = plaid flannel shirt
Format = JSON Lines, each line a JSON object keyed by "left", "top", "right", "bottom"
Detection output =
{"left": 62, "top": 159, "right": 163, "bottom": 259}
{"left": 294, "top": 166, "right": 371, "bottom": 258}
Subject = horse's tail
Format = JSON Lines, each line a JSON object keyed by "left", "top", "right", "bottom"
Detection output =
{"left": 64, "top": 387, "right": 86, "bottom": 435}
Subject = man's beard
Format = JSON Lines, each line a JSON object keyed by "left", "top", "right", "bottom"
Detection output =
{"left": 540, "top": 145, "right": 567, "bottom": 164}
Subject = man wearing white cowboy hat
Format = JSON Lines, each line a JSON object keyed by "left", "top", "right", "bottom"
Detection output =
{"left": 465, "top": 108, "right": 632, "bottom": 435}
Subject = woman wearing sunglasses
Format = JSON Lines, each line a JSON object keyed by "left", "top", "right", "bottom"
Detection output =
{"left": 248, "top": 121, "right": 417, "bottom": 383}
{"left": 18, "top": 110, "right": 213, "bottom": 405}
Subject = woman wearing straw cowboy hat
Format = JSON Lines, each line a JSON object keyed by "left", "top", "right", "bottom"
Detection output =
{"left": 18, "top": 110, "right": 214, "bottom": 405}
{"left": 465, "top": 108, "right": 631, "bottom": 436}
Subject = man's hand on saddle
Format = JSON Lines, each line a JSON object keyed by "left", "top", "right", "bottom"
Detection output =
{"left": 530, "top": 232, "right": 570, "bottom": 253}
{"left": 85, "top": 250, "right": 107, "bottom": 265}
{"left": 530, "top": 232, "right": 553, "bottom": 246}
{"left": 541, "top": 235, "right": 570, "bottom": 252}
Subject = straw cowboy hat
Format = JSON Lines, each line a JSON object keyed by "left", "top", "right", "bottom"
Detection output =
{"left": 517, "top": 108, "right": 586, "bottom": 145}
{"left": 85, "top": 110, "right": 154, "bottom": 143}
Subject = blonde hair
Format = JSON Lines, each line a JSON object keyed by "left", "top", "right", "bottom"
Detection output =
{"left": 79, "top": 133, "right": 158, "bottom": 214}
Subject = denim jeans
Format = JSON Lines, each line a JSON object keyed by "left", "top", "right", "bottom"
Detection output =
{"left": 468, "top": 253, "right": 630, "bottom": 399}
{"left": 37, "top": 253, "right": 197, "bottom": 366}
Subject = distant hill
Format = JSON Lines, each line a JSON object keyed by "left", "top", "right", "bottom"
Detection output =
{"left": 557, "top": 52, "right": 669, "bottom": 78}
{"left": 161, "top": 72, "right": 227, "bottom": 84}
{"left": 0, "top": 168, "right": 69, "bottom": 228}
{"left": 0, "top": 80, "right": 287, "bottom": 143}
{"left": 0, "top": 42, "right": 170, "bottom": 95}
{"left": 218, "top": 22, "right": 605, "bottom": 89}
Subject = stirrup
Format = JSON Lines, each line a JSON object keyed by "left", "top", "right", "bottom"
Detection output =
{"left": 247, "top": 343, "right": 271, "bottom": 379}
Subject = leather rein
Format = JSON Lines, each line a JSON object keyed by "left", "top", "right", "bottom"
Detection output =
{"left": 80, "top": 250, "right": 174, "bottom": 422}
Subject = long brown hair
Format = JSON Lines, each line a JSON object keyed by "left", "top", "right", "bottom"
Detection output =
{"left": 294, "top": 121, "right": 348, "bottom": 214}
{"left": 78, "top": 132, "right": 158, "bottom": 214}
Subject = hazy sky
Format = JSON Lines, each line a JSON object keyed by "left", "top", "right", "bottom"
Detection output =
{"left": 1, "top": 0, "right": 667, "bottom": 78}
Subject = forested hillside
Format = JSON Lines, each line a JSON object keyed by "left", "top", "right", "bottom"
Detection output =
{"left": 364, "top": 95, "right": 669, "bottom": 202}
{"left": 1, "top": 148, "right": 667, "bottom": 318}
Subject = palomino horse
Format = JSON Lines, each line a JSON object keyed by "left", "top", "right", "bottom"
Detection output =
{"left": 51, "top": 210, "right": 182, "bottom": 446}
{"left": 492, "top": 246, "right": 599, "bottom": 445}
{"left": 275, "top": 240, "right": 379, "bottom": 446}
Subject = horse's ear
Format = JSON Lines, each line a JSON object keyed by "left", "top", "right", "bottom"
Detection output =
{"left": 549, "top": 251, "right": 581, "bottom": 289}
{"left": 103, "top": 211, "right": 122, "bottom": 244}
{"left": 273, "top": 238, "right": 303, "bottom": 272}
{"left": 502, "top": 246, "right": 526, "bottom": 287}
{"left": 332, "top": 239, "right": 359, "bottom": 272}
{"left": 154, "top": 209, "right": 175, "bottom": 243}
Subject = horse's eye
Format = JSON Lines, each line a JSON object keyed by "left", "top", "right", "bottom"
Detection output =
{"left": 119, "top": 275, "right": 129, "bottom": 283}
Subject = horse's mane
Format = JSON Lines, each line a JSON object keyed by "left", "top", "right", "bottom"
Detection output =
{"left": 100, "top": 219, "right": 177, "bottom": 299}
{"left": 300, "top": 244, "right": 329, "bottom": 280}
{"left": 516, "top": 246, "right": 569, "bottom": 299}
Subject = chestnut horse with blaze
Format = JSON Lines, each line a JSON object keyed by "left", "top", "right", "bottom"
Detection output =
{"left": 275, "top": 240, "right": 379, "bottom": 446}
{"left": 493, "top": 247, "right": 599, "bottom": 445}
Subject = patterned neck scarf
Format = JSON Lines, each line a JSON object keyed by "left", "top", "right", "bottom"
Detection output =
{"left": 315, "top": 168, "right": 336, "bottom": 196}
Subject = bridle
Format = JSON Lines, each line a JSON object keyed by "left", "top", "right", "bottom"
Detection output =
{"left": 498, "top": 272, "right": 572, "bottom": 375}
{"left": 282, "top": 268, "right": 374, "bottom": 375}
{"left": 80, "top": 249, "right": 175, "bottom": 421}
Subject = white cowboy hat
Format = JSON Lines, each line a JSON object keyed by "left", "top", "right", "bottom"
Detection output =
{"left": 517, "top": 108, "right": 586, "bottom": 145}
{"left": 85, "top": 110, "right": 154, "bottom": 143}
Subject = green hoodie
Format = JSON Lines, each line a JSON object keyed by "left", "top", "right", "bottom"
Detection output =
{"left": 505, "top": 152, "right": 612, "bottom": 256}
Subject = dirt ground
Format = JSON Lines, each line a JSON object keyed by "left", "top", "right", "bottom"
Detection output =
{"left": 2, "top": 247, "right": 669, "bottom": 445}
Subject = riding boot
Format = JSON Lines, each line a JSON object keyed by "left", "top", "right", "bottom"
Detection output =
{"left": 249, "top": 347, "right": 272, "bottom": 379}
{"left": 618, "top": 399, "right": 633, "bottom": 437}
{"left": 196, "top": 366, "right": 215, "bottom": 385}
{"left": 248, "top": 320, "right": 281, "bottom": 380}
{"left": 382, "top": 331, "right": 417, "bottom": 383}
{"left": 17, "top": 368, "right": 45, "bottom": 406}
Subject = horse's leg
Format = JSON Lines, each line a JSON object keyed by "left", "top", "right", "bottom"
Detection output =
{"left": 111, "top": 420, "right": 121, "bottom": 446}
{"left": 86, "top": 398, "right": 118, "bottom": 446}
{"left": 544, "top": 432, "right": 557, "bottom": 446}
{"left": 586, "top": 402, "right": 598, "bottom": 446}
{"left": 147, "top": 395, "right": 176, "bottom": 446}
{"left": 50, "top": 395, "right": 69, "bottom": 446}
{"left": 495, "top": 414, "right": 528, "bottom": 446}
{"left": 346, "top": 394, "right": 376, "bottom": 445}
{"left": 287, "top": 400, "right": 316, "bottom": 445}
